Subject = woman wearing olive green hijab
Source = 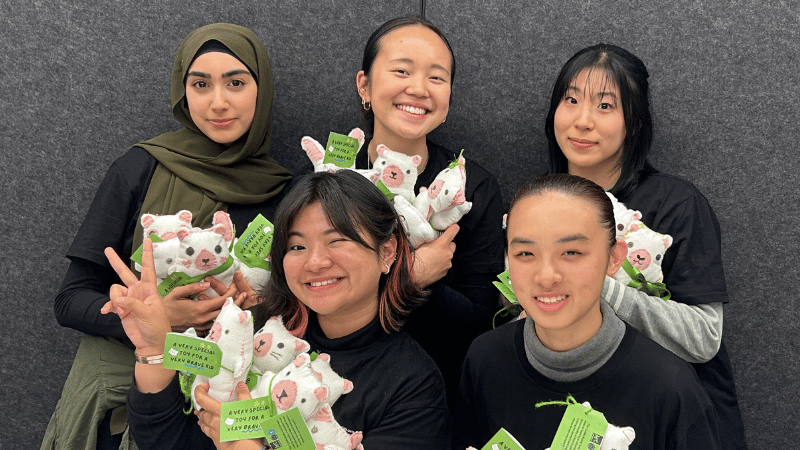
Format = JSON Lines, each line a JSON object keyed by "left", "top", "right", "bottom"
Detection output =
{"left": 42, "top": 23, "right": 291, "bottom": 450}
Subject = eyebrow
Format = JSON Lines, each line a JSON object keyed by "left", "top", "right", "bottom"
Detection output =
{"left": 566, "top": 85, "right": 618, "bottom": 100}
{"left": 388, "top": 58, "right": 451, "bottom": 75}
{"left": 509, "top": 233, "right": 589, "bottom": 245}
{"left": 287, "top": 228, "right": 340, "bottom": 239}
{"left": 186, "top": 69, "right": 252, "bottom": 79}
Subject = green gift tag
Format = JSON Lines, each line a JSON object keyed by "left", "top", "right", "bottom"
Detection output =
{"left": 259, "top": 407, "right": 316, "bottom": 449}
{"left": 480, "top": 427, "right": 526, "bottom": 450}
{"left": 219, "top": 396, "right": 279, "bottom": 442}
{"left": 493, "top": 270, "right": 517, "bottom": 304}
{"left": 130, "top": 233, "right": 164, "bottom": 266}
{"left": 233, "top": 214, "right": 274, "bottom": 271}
{"left": 322, "top": 132, "right": 359, "bottom": 168}
{"left": 543, "top": 398, "right": 609, "bottom": 450}
{"left": 162, "top": 333, "right": 223, "bottom": 377}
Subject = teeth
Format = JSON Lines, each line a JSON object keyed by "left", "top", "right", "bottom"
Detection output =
{"left": 309, "top": 278, "right": 339, "bottom": 287}
{"left": 396, "top": 104, "right": 427, "bottom": 115}
{"left": 536, "top": 295, "right": 567, "bottom": 304}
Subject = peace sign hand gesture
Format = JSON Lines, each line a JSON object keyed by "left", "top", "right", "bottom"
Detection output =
{"left": 101, "top": 238, "right": 172, "bottom": 356}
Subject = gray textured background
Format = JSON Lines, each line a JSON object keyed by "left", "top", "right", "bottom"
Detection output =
{"left": 1, "top": 0, "right": 797, "bottom": 448}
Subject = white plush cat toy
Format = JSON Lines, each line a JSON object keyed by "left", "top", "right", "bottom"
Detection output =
{"left": 414, "top": 153, "right": 472, "bottom": 231}
{"left": 190, "top": 298, "right": 254, "bottom": 409}
{"left": 371, "top": 144, "right": 422, "bottom": 202}
{"left": 171, "top": 211, "right": 237, "bottom": 296}
{"left": 141, "top": 210, "right": 193, "bottom": 241}
{"left": 606, "top": 193, "right": 642, "bottom": 240}
{"left": 252, "top": 316, "right": 310, "bottom": 375}
{"left": 302, "top": 128, "right": 366, "bottom": 173}
{"left": 251, "top": 353, "right": 330, "bottom": 420}
{"left": 310, "top": 353, "right": 354, "bottom": 406}
{"left": 614, "top": 220, "right": 673, "bottom": 286}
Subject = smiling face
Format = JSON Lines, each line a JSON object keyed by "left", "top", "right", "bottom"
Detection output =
{"left": 507, "top": 191, "right": 625, "bottom": 351}
{"left": 357, "top": 25, "right": 452, "bottom": 150}
{"left": 282, "top": 202, "right": 396, "bottom": 338}
{"left": 554, "top": 68, "right": 626, "bottom": 189}
{"left": 185, "top": 51, "right": 258, "bottom": 145}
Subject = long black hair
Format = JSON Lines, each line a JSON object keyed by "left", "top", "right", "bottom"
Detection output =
{"left": 545, "top": 43, "right": 655, "bottom": 201}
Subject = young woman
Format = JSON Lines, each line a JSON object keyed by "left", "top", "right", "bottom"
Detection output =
{"left": 453, "top": 174, "right": 721, "bottom": 450}
{"left": 544, "top": 44, "right": 746, "bottom": 448}
{"left": 42, "top": 23, "right": 293, "bottom": 450}
{"left": 354, "top": 16, "right": 505, "bottom": 408}
{"left": 104, "top": 171, "right": 451, "bottom": 450}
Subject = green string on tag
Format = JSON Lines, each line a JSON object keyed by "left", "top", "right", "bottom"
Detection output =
{"left": 621, "top": 259, "right": 671, "bottom": 300}
{"left": 447, "top": 149, "right": 466, "bottom": 169}
{"left": 537, "top": 395, "right": 609, "bottom": 450}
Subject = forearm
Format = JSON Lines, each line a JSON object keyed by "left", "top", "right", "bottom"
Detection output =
{"left": 54, "top": 258, "right": 129, "bottom": 342}
{"left": 603, "top": 277, "right": 723, "bottom": 363}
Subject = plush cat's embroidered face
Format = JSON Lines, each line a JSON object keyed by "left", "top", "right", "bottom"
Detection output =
{"left": 373, "top": 145, "right": 421, "bottom": 195}
{"left": 270, "top": 353, "right": 329, "bottom": 419}
{"left": 425, "top": 158, "right": 467, "bottom": 212}
{"left": 252, "top": 316, "right": 310, "bottom": 373}
{"left": 175, "top": 225, "right": 230, "bottom": 277}
{"left": 151, "top": 239, "right": 180, "bottom": 280}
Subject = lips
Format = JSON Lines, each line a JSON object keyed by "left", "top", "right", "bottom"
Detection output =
{"left": 535, "top": 294, "right": 568, "bottom": 312}
{"left": 307, "top": 278, "right": 342, "bottom": 288}
{"left": 209, "top": 118, "right": 235, "bottom": 128}
{"left": 569, "top": 138, "right": 596, "bottom": 149}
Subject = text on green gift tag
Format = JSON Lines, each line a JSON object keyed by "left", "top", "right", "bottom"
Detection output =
{"left": 550, "top": 401, "right": 608, "bottom": 450}
{"left": 323, "top": 132, "right": 359, "bottom": 168}
{"left": 162, "top": 333, "right": 222, "bottom": 377}
{"left": 234, "top": 214, "right": 274, "bottom": 271}
{"left": 219, "top": 396, "right": 278, "bottom": 442}
{"left": 260, "top": 408, "right": 316, "bottom": 450}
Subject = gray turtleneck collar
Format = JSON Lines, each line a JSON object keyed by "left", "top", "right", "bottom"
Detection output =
{"left": 523, "top": 300, "right": 625, "bottom": 382}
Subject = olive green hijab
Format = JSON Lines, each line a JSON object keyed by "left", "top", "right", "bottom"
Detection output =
{"left": 133, "top": 23, "right": 291, "bottom": 249}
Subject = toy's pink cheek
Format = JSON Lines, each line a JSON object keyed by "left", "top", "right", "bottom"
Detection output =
{"left": 428, "top": 180, "right": 444, "bottom": 199}
{"left": 253, "top": 334, "right": 272, "bottom": 356}
{"left": 628, "top": 249, "right": 652, "bottom": 269}
{"left": 272, "top": 380, "right": 297, "bottom": 410}
{"left": 207, "top": 322, "right": 223, "bottom": 342}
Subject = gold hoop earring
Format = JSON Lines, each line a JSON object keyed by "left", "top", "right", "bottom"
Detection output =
{"left": 362, "top": 98, "right": 371, "bottom": 111}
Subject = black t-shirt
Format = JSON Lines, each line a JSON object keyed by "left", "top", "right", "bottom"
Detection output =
{"left": 620, "top": 170, "right": 747, "bottom": 449}
{"left": 453, "top": 320, "right": 722, "bottom": 450}
{"left": 127, "top": 314, "right": 451, "bottom": 450}
{"left": 355, "top": 140, "right": 505, "bottom": 409}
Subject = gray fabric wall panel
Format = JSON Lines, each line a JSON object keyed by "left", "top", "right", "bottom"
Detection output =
{"left": 1, "top": 0, "right": 796, "bottom": 448}
{"left": 428, "top": 1, "right": 800, "bottom": 448}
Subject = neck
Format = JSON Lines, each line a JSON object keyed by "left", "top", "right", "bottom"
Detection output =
{"left": 368, "top": 131, "right": 429, "bottom": 173}
{"left": 568, "top": 162, "right": 621, "bottom": 191}
{"left": 316, "top": 301, "right": 379, "bottom": 339}
{"left": 534, "top": 301, "right": 603, "bottom": 352}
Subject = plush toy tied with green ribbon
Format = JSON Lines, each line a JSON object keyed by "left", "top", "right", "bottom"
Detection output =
{"left": 537, "top": 395, "right": 636, "bottom": 450}
{"left": 607, "top": 193, "right": 673, "bottom": 300}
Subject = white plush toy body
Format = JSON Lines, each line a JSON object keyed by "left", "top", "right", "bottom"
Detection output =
{"left": 150, "top": 238, "right": 181, "bottom": 282}
{"left": 302, "top": 128, "right": 366, "bottom": 173}
{"left": 607, "top": 194, "right": 673, "bottom": 289}
{"left": 306, "top": 404, "right": 364, "bottom": 450}
{"left": 393, "top": 195, "right": 439, "bottom": 248}
{"left": 614, "top": 220, "right": 673, "bottom": 285}
{"left": 252, "top": 353, "right": 330, "bottom": 419}
{"left": 414, "top": 154, "right": 472, "bottom": 231}
{"left": 309, "top": 353, "right": 354, "bottom": 406}
{"left": 191, "top": 298, "right": 254, "bottom": 409}
{"left": 252, "top": 316, "right": 310, "bottom": 375}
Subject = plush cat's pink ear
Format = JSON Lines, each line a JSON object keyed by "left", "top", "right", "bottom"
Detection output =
{"left": 412, "top": 155, "right": 422, "bottom": 165}
{"left": 376, "top": 144, "right": 389, "bottom": 155}
{"left": 212, "top": 211, "right": 234, "bottom": 242}
{"left": 314, "top": 386, "right": 329, "bottom": 402}
{"left": 295, "top": 339, "right": 310, "bottom": 353}
{"left": 177, "top": 210, "right": 192, "bottom": 224}
{"left": 141, "top": 214, "right": 155, "bottom": 227}
{"left": 177, "top": 229, "right": 191, "bottom": 241}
